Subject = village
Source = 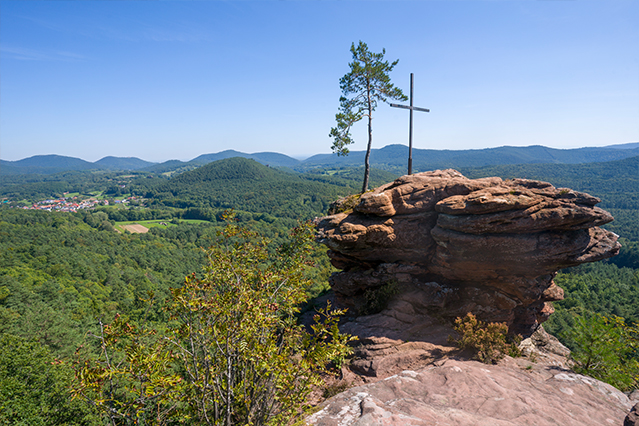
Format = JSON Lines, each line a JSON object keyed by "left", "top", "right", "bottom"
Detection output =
{"left": 20, "top": 195, "right": 139, "bottom": 212}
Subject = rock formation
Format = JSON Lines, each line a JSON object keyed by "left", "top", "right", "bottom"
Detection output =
{"left": 627, "top": 403, "right": 639, "bottom": 426}
{"left": 304, "top": 298, "right": 636, "bottom": 426}
{"left": 316, "top": 169, "right": 620, "bottom": 336}
{"left": 308, "top": 356, "right": 637, "bottom": 426}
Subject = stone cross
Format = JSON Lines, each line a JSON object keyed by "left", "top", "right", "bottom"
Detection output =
{"left": 390, "top": 73, "right": 430, "bottom": 175}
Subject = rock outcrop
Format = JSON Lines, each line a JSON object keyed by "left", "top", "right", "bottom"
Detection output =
{"left": 304, "top": 293, "right": 636, "bottom": 426}
{"left": 308, "top": 357, "right": 636, "bottom": 426}
{"left": 316, "top": 170, "right": 620, "bottom": 335}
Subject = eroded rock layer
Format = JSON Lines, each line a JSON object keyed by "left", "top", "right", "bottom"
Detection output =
{"left": 316, "top": 170, "right": 620, "bottom": 335}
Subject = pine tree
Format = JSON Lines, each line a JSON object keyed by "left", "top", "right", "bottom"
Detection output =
{"left": 330, "top": 41, "right": 407, "bottom": 192}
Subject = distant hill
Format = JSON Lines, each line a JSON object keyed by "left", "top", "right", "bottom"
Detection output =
{"left": 3, "top": 143, "right": 639, "bottom": 175}
{"left": 94, "top": 156, "right": 155, "bottom": 170}
{"left": 191, "top": 150, "right": 301, "bottom": 169}
{"left": 0, "top": 154, "right": 99, "bottom": 175}
{"left": 603, "top": 142, "right": 639, "bottom": 150}
{"left": 141, "top": 160, "right": 197, "bottom": 174}
{"left": 145, "top": 157, "right": 356, "bottom": 222}
{"left": 170, "top": 157, "right": 279, "bottom": 184}
{"left": 1, "top": 154, "right": 152, "bottom": 175}
{"left": 299, "top": 144, "right": 639, "bottom": 174}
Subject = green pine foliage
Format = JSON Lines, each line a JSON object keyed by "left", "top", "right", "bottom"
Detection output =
{"left": 330, "top": 40, "right": 407, "bottom": 192}
{"left": 565, "top": 314, "right": 639, "bottom": 391}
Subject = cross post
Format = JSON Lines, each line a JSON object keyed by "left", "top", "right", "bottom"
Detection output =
{"left": 390, "top": 73, "right": 430, "bottom": 175}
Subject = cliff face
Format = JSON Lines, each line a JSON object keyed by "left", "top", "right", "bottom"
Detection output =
{"left": 316, "top": 169, "right": 620, "bottom": 336}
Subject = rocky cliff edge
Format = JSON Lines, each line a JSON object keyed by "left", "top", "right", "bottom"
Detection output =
{"left": 316, "top": 169, "right": 620, "bottom": 336}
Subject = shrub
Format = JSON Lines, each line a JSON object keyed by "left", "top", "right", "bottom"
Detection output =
{"left": 361, "top": 280, "right": 398, "bottom": 315}
{"left": 327, "top": 193, "right": 362, "bottom": 215}
{"left": 451, "top": 313, "right": 521, "bottom": 364}
{"left": 74, "top": 217, "right": 355, "bottom": 425}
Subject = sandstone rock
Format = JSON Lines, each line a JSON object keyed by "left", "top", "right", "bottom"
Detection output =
{"left": 625, "top": 403, "right": 639, "bottom": 426}
{"left": 316, "top": 170, "right": 620, "bottom": 335}
{"left": 308, "top": 358, "right": 633, "bottom": 426}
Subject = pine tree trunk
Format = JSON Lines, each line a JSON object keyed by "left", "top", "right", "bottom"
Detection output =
{"left": 362, "top": 84, "right": 373, "bottom": 193}
{"left": 362, "top": 115, "right": 372, "bottom": 193}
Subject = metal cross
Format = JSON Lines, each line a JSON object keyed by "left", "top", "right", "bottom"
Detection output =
{"left": 390, "top": 73, "right": 430, "bottom": 175}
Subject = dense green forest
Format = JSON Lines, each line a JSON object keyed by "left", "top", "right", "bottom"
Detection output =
{"left": 0, "top": 209, "right": 336, "bottom": 424}
{"left": 1, "top": 155, "right": 638, "bottom": 423}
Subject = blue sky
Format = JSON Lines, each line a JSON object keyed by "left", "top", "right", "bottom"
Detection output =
{"left": 1, "top": 0, "right": 637, "bottom": 162}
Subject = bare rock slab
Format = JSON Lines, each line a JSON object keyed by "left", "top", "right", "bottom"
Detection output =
{"left": 308, "top": 358, "right": 633, "bottom": 426}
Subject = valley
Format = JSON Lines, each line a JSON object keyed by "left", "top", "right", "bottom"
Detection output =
{"left": 0, "top": 148, "right": 638, "bottom": 424}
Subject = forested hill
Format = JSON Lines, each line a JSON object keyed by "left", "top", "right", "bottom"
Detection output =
{"left": 94, "top": 156, "right": 154, "bottom": 171}
{"left": 170, "top": 156, "right": 280, "bottom": 182}
{"left": 0, "top": 154, "right": 99, "bottom": 175}
{"left": 191, "top": 150, "right": 301, "bottom": 169}
{"left": 142, "top": 157, "right": 389, "bottom": 224}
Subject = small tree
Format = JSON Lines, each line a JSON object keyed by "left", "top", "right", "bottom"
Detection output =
{"left": 330, "top": 41, "right": 407, "bottom": 193}
{"left": 74, "top": 217, "right": 355, "bottom": 425}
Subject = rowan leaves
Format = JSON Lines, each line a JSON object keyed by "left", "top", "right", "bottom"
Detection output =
{"left": 73, "top": 216, "right": 354, "bottom": 425}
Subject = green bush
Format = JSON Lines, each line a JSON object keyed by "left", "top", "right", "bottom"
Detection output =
{"left": 74, "top": 217, "right": 355, "bottom": 425}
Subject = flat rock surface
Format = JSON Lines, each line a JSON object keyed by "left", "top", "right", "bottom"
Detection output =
{"left": 308, "top": 357, "right": 635, "bottom": 426}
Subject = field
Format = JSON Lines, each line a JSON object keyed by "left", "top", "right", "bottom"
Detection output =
{"left": 119, "top": 223, "right": 149, "bottom": 233}
{"left": 114, "top": 219, "right": 211, "bottom": 233}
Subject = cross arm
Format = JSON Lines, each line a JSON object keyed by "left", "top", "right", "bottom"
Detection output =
{"left": 390, "top": 103, "right": 430, "bottom": 113}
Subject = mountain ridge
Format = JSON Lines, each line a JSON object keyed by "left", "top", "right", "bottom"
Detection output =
{"left": 2, "top": 143, "right": 639, "bottom": 175}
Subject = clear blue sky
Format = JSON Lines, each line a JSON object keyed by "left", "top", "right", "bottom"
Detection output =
{"left": 1, "top": 0, "right": 637, "bottom": 162}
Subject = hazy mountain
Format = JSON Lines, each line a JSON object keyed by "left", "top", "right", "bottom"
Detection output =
{"left": 0, "top": 154, "right": 99, "bottom": 175}
{"left": 3, "top": 143, "right": 638, "bottom": 175}
{"left": 603, "top": 142, "right": 639, "bottom": 150}
{"left": 141, "top": 160, "right": 195, "bottom": 174}
{"left": 94, "top": 156, "right": 155, "bottom": 170}
{"left": 300, "top": 144, "right": 639, "bottom": 174}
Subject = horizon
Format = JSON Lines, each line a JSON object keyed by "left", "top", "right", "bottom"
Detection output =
{"left": 1, "top": 0, "right": 638, "bottom": 162}
{"left": 3, "top": 141, "right": 639, "bottom": 165}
